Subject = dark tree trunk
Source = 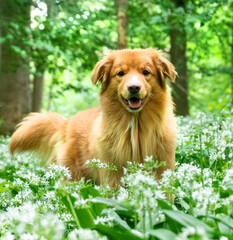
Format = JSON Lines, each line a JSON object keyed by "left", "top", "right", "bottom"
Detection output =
{"left": 0, "top": 0, "right": 32, "bottom": 134}
{"left": 0, "top": 3, "right": 2, "bottom": 76}
{"left": 117, "top": 0, "right": 128, "bottom": 49}
{"left": 32, "top": 73, "right": 44, "bottom": 112}
{"left": 170, "top": 0, "right": 189, "bottom": 116}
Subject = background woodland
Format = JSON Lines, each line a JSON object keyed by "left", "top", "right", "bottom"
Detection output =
{"left": 0, "top": 0, "right": 232, "bottom": 134}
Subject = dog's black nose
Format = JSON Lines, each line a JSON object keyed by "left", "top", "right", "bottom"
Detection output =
{"left": 128, "top": 84, "right": 141, "bottom": 94}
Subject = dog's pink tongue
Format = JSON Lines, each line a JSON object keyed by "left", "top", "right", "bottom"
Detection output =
{"left": 129, "top": 99, "right": 141, "bottom": 109}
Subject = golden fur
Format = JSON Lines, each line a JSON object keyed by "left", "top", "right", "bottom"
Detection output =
{"left": 10, "top": 48, "right": 177, "bottom": 187}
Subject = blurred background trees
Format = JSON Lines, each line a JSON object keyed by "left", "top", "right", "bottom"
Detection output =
{"left": 0, "top": 0, "right": 232, "bottom": 134}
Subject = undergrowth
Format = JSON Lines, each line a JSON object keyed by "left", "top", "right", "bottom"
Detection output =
{"left": 0, "top": 112, "right": 233, "bottom": 240}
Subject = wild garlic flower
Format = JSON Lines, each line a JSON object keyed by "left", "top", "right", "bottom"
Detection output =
{"left": 68, "top": 229, "right": 107, "bottom": 240}
{"left": 86, "top": 159, "right": 117, "bottom": 170}
{"left": 176, "top": 226, "right": 209, "bottom": 240}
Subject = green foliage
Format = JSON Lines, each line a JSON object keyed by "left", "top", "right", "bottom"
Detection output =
{"left": 176, "top": 112, "right": 233, "bottom": 172}
{"left": 1, "top": 113, "right": 233, "bottom": 239}
{"left": 1, "top": 0, "right": 232, "bottom": 114}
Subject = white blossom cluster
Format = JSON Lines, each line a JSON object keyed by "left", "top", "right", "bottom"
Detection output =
{"left": 86, "top": 158, "right": 117, "bottom": 170}
{"left": 0, "top": 202, "right": 65, "bottom": 240}
{"left": 1, "top": 111, "right": 233, "bottom": 239}
{"left": 176, "top": 112, "right": 233, "bottom": 167}
{"left": 68, "top": 229, "right": 107, "bottom": 240}
{"left": 176, "top": 226, "right": 209, "bottom": 240}
{"left": 161, "top": 163, "right": 223, "bottom": 212}
{"left": 120, "top": 169, "right": 166, "bottom": 218}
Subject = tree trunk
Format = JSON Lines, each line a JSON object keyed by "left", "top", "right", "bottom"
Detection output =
{"left": 231, "top": 23, "right": 233, "bottom": 108}
{"left": 0, "top": 3, "right": 2, "bottom": 77}
{"left": 117, "top": 0, "right": 128, "bottom": 49}
{"left": 0, "top": 0, "right": 32, "bottom": 134}
{"left": 31, "top": 0, "right": 56, "bottom": 112}
{"left": 170, "top": 0, "right": 189, "bottom": 116}
{"left": 32, "top": 73, "right": 44, "bottom": 112}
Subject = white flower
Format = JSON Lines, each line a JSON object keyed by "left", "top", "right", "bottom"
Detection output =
{"left": 94, "top": 216, "right": 114, "bottom": 225}
{"left": 1, "top": 232, "right": 15, "bottom": 240}
{"left": 176, "top": 226, "right": 208, "bottom": 240}
{"left": 20, "top": 233, "right": 38, "bottom": 240}
{"left": 117, "top": 187, "right": 129, "bottom": 201}
{"left": 74, "top": 198, "right": 89, "bottom": 207}
{"left": 68, "top": 229, "right": 107, "bottom": 240}
{"left": 192, "top": 187, "right": 220, "bottom": 211}
{"left": 220, "top": 237, "right": 229, "bottom": 240}
{"left": 6, "top": 202, "right": 36, "bottom": 224}
{"left": 144, "top": 155, "right": 153, "bottom": 162}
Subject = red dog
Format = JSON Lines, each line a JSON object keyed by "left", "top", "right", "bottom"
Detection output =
{"left": 10, "top": 49, "right": 177, "bottom": 187}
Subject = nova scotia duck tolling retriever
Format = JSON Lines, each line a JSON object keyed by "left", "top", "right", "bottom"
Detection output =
{"left": 10, "top": 48, "right": 177, "bottom": 187}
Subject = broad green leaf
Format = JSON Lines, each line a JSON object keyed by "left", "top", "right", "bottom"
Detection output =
{"left": 216, "top": 215, "right": 233, "bottom": 230}
{"left": 149, "top": 229, "right": 176, "bottom": 240}
{"left": 199, "top": 214, "right": 233, "bottom": 235}
{"left": 163, "top": 210, "right": 212, "bottom": 231}
{"left": 61, "top": 195, "right": 94, "bottom": 228}
{"left": 94, "top": 224, "right": 144, "bottom": 240}
{"left": 102, "top": 209, "right": 132, "bottom": 231}
{"left": 78, "top": 186, "right": 106, "bottom": 217}
{"left": 80, "top": 185, "right": 101, "bottom": 199}
{"left": 75, "top": 208, "right": 95, "bottom": 229}
{"left": 178, "top": 198, "right": 190, "bottom": 211}
{"left": 93, "top": 197, "right": 136, "bottom": 213}
{"left": 157, "top": 199, "right": 174, "bottom": 210}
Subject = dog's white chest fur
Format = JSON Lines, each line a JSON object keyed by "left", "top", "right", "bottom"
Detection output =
{"left": 128, "top": 118, "right": 136, "bottom": 149}
{"left": 125, "top": 117, "right": 141, "bottom": 162}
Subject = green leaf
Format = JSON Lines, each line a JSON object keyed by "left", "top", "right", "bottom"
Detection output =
{"left": 94, "top": 224, "right": 144, "bottom": 240}
{"left": 157, "top": 199, "right": 174, "bottom": 210}
{"left": 61, "top": 195, "right": 94, "bottom": 229}
{"left": 163, "top": 210, "right": 212, "bottom": 231}
{"left": 29, "top": 184, "right": 39, "bottom": 194}
{"left": 178, "top": 198, "right": 190, "bottom": 211}
{"left": 93, "top": 197, "right": 137, "bottom": 220}
{"left": 216, "top": 215, "right": 233, "bottom": 230}
{"left": 0, "top": 181, "right": 13, "bottom": 192}
{"left": 200, "top": 214, "right": 233, "bottom": 236}
{"left": 149, "top": 229, "right": 176, "bottom": 240}
{"left": 102, "top": 209, "right": 132, "bottom": 231}
{"left": 79, "top": 186, "right": 106, "bottom": 217}
{"left": 75, "top": 208, "right": 95, "bottom": 229}
{"left": 80, "top": 185, "right": 101, "bottom": 199}
{"left": 93, "top": 197, "right": 135, "bottom": 212}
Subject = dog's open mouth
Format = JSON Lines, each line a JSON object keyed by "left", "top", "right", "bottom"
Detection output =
{"left": 122, "top": 96, "right": 146, "bottom": 110}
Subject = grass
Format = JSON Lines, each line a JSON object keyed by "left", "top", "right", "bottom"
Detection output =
{"left": 0, "top": 112, "right": 233, "bottom": 240}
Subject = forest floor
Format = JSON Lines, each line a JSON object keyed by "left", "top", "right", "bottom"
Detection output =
{"left": 0, "top": 112, "right": 233, "bottom": 240}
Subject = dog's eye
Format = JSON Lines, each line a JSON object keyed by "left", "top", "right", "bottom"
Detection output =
{"left": 142, "top": 70, "right": 150, "bottom": 76}
{"left": 117, "top": 71, "right": 125, "bottom": 77}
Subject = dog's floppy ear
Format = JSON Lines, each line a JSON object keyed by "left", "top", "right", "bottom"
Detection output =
{"left": 91, "top": 55, "right": 114, "bottom": 85}
{"left": 151, "top": 50, "right": 177, "bottom": 86}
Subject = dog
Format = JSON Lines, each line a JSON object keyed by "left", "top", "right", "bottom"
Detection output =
{"left": 10, "top": 48, "right": 177, "bottom": 187}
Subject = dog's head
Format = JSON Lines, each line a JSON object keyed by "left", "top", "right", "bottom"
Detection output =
{"left": 91, "top": 49, "right": 176, "bottom": 113}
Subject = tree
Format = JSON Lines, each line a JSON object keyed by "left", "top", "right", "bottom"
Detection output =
{"left": 170, "top": 0, "right": 189, "bottom": 116}
{"left": 117, "top": 0, "right": 128, "bottom": 49}
{"left": 31, "top": 0, "right": 116, "bottom": 111}
{"left": 31, "top": 0, "right": 57, "bottom": 112}
{"left": 0, "top": 0, "right": 32, "bottom": 134}
{"left": 232, "top": 24, "right": 233, "bottom": 107}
